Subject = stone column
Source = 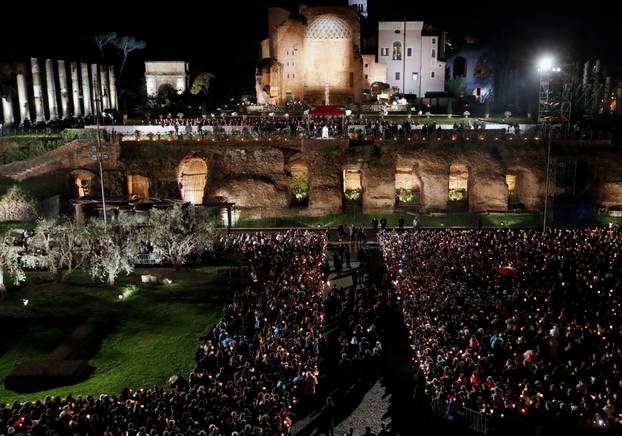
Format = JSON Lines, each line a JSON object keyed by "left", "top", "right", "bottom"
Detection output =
{"left": 57, "top": 60, "right": 70, "bottom": 119}
{"left": 31, "top": 58, "right": 45, "bottom": 122}
{"left": 100, "top": 66, "right": 110, "bottom": 109}
{"left": 16, "top": 72, "right": 31, "bottom": 123}
{"left": 45, "top": 59, "right": 59, "bottom": 120}
{"left": 2, "top": 96, "right": 15, "bottom": 126}
{"left": 81, "top": 63, "right": 92, "bottom": 116}
{"left": 91, "top": 64, "right": 101, "bottom": 113}
{"left": 108, "top": 65, "right": 118, "bottom": 109}
{"left": 70, "top": 63, "right": 81, "bottom": 117}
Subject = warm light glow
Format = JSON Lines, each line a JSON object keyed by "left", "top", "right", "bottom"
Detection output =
{"left": 178, "top": 158, "right": 207, "bottom": 205}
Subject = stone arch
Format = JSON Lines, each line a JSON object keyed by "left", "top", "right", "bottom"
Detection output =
{"left": 70, "top": 169, "right": 96, "bottom": 198}
{"left": 448, "top": 163, "right": 469, "bottom": 210}
{"left": 288, "top": 160, "right": 310, "bottom": 207}
{"left": 395, "top": 163, "right": 422, "bottom": 206}
{"left": 177, "top": 157, "right": 207, "bottom": 205}
{"left": 453, "top": 56, "right": 467, "bottom": 78}
{"left": 506, "top": 167, "right": 541, "bottom": 210}
{"left": 127, "top": 174, "right": 150, "bottom": 200}
{"left": 342, "top": 165, "right": 363, "bottom": 204}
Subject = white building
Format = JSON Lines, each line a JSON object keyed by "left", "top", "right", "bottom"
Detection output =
{"left": 348, "top": 0, "right": 368, "bottom": 18}
{"left": 145, "top": 61, "right": 189, "bottom": 97}
{"left": 377, "top": 21, "right": 445, "bottom": 97}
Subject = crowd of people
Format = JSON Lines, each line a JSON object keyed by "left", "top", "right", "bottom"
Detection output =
{"left": 0, "top": 230, "right": 328, "bottom": 435}
{"left": 379, "top": 227, "right": 622, "bottom": 432}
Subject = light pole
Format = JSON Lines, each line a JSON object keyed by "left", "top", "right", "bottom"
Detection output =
{"left": 537, "top": 56, "right": 559, "bottom": 234}
{"left": 93, "top": 78, "right": 108, "bottom": 228}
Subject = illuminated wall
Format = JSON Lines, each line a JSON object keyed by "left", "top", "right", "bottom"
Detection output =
{"left": 127, "top": 175, "right": 150, "bottom": 199}
{"left": 178, "top": 158, "right": 207, "bottom": 205}
{"left": 343, "top": 169, "right": 362, "bottom": 192}
{"left": 449, "top": 164, "right": 469, "bottom": 198}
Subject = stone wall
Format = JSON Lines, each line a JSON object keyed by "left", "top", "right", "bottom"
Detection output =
{"left": 4, "top": 138, "right": 622, "bottom": 220}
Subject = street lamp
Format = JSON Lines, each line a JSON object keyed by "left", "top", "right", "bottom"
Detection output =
{"left": 537, "top": 55, "right": 558, "bottom": 234}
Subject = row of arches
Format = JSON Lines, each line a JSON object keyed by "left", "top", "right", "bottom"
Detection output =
{"left": 71, "top": 159, "right": 531, "bottom": 212}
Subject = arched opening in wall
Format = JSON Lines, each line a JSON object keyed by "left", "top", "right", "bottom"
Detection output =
{"left": 395, "top": 165, "right": 422, "bottom": 209}
{"left": 343, "top": 168, "right": 363, "bottom": 209}
{"left": 448, "top": 163, "right": 469, "bottom": 211}
{"left": 392, "top": 41, "right": 402, "bottom": 61}
{"left": 71, "top": 170, "right": 95, "bottom": 198}
{"left": 178, "top": 158, "right": 207, "bottom": 205}
{"left": 290, "top": 162, "right": 309, "bottom": 208}
{"left": 506, "top": 172, "right": 521, "bottom": 208}
{"left": 453, "top": 57, "right": 467, "bottom": 78}
{"left": 127, "top": 175, "right": 150, "bottom": 200}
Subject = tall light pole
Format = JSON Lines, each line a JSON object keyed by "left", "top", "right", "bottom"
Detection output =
{"left": 93, "top": 78, "right": 108, "bottom": 228}
{"left": 538, "top": 56, "right": 559, "bottom": 234}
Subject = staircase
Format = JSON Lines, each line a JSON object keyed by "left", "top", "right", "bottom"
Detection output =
{"left": 0, "top": 140, "right": 98, "bottom": 182}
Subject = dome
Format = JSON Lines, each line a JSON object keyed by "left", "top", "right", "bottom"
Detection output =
{"left": 304, "top": 15, "right": 352, "bottom": 40}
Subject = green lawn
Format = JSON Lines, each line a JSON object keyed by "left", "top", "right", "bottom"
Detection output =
{"left": 0, "top": 266, "right": 237, "bottom": 403}
{"left": 235, "top": 211, "right": 543, "bottom": 229}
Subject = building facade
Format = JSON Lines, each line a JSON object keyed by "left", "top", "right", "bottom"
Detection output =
{"left": 145, "top": 61, "right": 189, "bottom": 97}
{"left": 377, "top": 21, "right": 446, "bottom": 97}
{"left": 256, "top": 5, "right": 384, "bottom": 105}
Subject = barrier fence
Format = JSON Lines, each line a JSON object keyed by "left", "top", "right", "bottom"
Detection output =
{"left": 430, "top": 397, "right": 490, "bottom": 434}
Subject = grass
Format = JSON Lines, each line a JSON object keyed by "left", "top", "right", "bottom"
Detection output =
{"left": 0, "top": 266, "right": 237, "bottom": 403}
{"left": 235, "top": 211, "right": 543, "bottom": 229}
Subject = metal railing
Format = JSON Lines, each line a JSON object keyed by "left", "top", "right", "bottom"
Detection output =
{"left": 430, "top": 398, "right": 490, "bottom": 434}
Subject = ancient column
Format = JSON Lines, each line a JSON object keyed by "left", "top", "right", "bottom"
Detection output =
{"left": 31, "top": 58, "right": 46, "bottom": 122}
{"left": 16, "top": 72, "right": 31, "bottom": 123}
{"left": 1, "top": 96, "right": 15, "bottom": 126}
{"left": 45, "top": 59, "right": 59, "bottom": 120}
{"left": 57, "top": 60, "right": 70, "bottom": 119}
{"left": 91, "top": 64, "right": 101, "bottom": 113}
{"left": 81, "top": 63, "right": 92, "bottom": 116}
{"left": 100, "top": 65, "right": 110, "bottom": 109}
{"left": 70, "top": 62, "right": 81, "bottom": 117}
{"left": 108, "top": 65, "right": 118, "bottom": 109}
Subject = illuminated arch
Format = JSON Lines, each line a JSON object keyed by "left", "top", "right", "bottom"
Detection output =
{"left": 177, "top": 158, "right": 207, "bottom": 205}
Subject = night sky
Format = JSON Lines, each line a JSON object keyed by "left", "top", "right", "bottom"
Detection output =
{"left": 1, "top": 0, "right": 619, "bottom": 102}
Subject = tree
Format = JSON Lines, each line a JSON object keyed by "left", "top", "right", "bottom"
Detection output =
{"left": 34, "top": 218, "right": 91, "bottom": 283}
{"left": 0, "top": 185, "right": 37, "bottom": 222}
{"left": 114, "top": 35, "right": 146, "bottom": 79}
{"left": 191, "top": 72, "right": 216, "bottom": 109}
{"left": 87, "top": 218, "right": 140, "bottom": 287}
{"left": 142, "top": 203, "right": 216, "bottom": 269}
{"left": 0, "top": 233, "right": 25, "bottom": 298}
{"left": 94, "top": 32, "right": 118, "bottom": 59}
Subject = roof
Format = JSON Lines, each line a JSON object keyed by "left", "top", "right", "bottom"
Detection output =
{"left": 308, "top": 105, "right": 345, "bottom": 116}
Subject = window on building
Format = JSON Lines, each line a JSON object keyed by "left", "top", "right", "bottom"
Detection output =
{"left": 293, "top": 73, "right": 295, "bottom": 79}
{"left": 381, "top": 48, "right": 389, "bottom": 57}
{"left": 365, "top": 63, "right": 368, "bottom": 68}
{"left": 431, "top": 71, "right": 435, "bottom": 78}
{"left": 350, "top": 72, "right": 354, "bottom": 87}
{"left": 365, "top": 74, "right": 368, "bottom": 79}
{"left": 432, "top": 38, "right": 436, "bottom": 44}
{"left": 392, "top": 41, "right": 402, "bottom": 60}
{"left": 412, "top": 72, "right": 419, "bottom": 81}
{"left": 395, "top": 72, "right": 400, "bottom": 80}
{"left": 407, "top": 47, "right": 412, "bottom": 57}
{"left": 432, "top": 49, "right": 436, "bottom": 58}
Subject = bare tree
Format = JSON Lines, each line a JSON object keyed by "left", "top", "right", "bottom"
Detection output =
{"left": 142, "top": 203, "right": 216, "bottom": 269}
{"left": 114, "top": 35, "right": 146, "bottom": 79}
{"left": 94, "top": 32, "right": 118, "bottom": 59}
{"left": 0, "top": 233, "right": 25, "bottom": 298}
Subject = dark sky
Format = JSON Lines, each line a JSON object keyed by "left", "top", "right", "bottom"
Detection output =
{"left": 1, "top": 0, "right": 619, "bottom": 101}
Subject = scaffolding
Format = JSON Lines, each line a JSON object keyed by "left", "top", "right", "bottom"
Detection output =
{"left": 538, "top": 70, "right": 572, "bottom": 134}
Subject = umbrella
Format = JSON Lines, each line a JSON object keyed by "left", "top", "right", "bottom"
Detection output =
{"left": 499, "top": 265, "right": 518, "bottom": 278}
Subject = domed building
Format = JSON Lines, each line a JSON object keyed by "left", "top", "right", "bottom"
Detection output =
{"left": 255, "top": 5, "right": 386, "bottom": 105}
